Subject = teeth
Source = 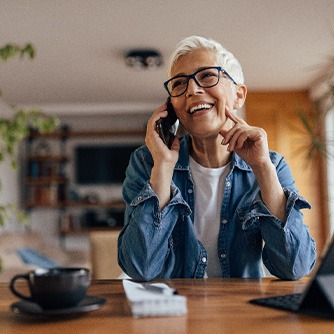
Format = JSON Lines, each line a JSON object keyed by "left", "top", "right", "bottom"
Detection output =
{"left": 189, "top": 104, "right": 212, "bottom": 114}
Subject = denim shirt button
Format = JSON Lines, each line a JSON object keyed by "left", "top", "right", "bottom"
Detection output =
{"left": 201, "top": 257, "right": 207, "bottom": 263}
{"left": 187, "top": 189, "right": 193, "bottom": 194}
{"left": 222, "top": 219, "right": 228, "bottom": 225}
{"left": 220, "top": 253, "right": 226, "bottom": 259}
{"left": 226, "top": 181, "right": 231, "bottom": 187}
{"left": 137, "top": 196, "right": 142, "bottom": 201}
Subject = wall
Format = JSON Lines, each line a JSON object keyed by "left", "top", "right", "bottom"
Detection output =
{"left": 245, "top": 90, "right": 328, "bottom": 254}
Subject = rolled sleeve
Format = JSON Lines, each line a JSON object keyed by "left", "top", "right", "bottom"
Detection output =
{"left": 119, "top": 179, "right": 192, "bottom": 281}
{"left": 241, "top": 189, "right": 316, "bottom": 280}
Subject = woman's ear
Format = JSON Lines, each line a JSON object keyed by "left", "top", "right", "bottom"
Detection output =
{"left": 233, "top": 84, "right": 247, "bottom": 110}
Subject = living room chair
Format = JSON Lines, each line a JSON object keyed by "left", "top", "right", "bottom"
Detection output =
{"left": 89, "top": 230, "right": 125, "bottom": 279}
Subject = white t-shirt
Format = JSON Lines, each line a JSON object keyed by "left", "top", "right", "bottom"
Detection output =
{"left": 189, "top": 156, "right": 230, "bottom": 277}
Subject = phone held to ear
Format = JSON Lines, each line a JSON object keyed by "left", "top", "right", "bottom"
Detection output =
{"left": 156, "top": 98, "right": 179, "bottom": 149}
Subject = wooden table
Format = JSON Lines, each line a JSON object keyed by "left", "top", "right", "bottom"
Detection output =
{"left": 1, "top": 278, "right": 334, "bottom": 333}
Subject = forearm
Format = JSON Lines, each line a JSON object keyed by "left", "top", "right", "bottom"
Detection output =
{"left": 149, "top": 162, "right": 175, "bottom": 210}
{"left": 260, "top": 191, "right": 316, "bottom": 279}
{"left": 118, "top": 204, "right": 171, "bottom": 281}
{"left": 252, "top": 161, "right": 286, "bottom": 222}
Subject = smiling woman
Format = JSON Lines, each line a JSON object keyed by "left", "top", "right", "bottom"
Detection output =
{"left": 117, "top": 35, "right": 316, "bottom": 282}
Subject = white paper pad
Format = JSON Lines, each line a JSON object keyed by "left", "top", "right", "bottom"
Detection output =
{"left": 122, "top": 280, "right": 187, "bottom": 318}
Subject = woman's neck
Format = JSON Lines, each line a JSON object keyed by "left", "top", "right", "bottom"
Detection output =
{"left": 190, "top": 136, "right": 231, "bottom": 168}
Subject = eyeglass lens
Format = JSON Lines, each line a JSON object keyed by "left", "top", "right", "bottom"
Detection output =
{"left": 166, "top": 67, "right": 221, "bottom": 97}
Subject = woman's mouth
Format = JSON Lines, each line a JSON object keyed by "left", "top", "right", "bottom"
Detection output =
{"left": 189, "top": 103, "right": 213, "bottom": 114}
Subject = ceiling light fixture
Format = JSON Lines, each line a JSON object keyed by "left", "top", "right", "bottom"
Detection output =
{"left": 125, "top": 49, "right": 162, "bottom": 69}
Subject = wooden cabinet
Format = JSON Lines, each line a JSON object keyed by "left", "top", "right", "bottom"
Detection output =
{"left": 24, "top": 128, "right": 69, "bottom": 208}
{"left": 58, "top": 199, "right": 126, "bottom": 235}
{"left": 245, "top": 90, "right": 329, "bottom": 254}
{"left": 23, "top": 126, "right": 144, "bottom": 235}
{"left": 25, "top": 154, "right": 68, "bottom": 207}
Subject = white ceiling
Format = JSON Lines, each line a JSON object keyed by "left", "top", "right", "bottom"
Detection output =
{"left": 1, "top": 1, "right": 334, "bottom": 115}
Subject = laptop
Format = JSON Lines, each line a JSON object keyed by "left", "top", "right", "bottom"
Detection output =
{"left": 250, "top": 234, "right": 334, "bottom": 318}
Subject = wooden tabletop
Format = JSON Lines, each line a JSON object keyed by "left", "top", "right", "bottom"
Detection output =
{"left": 1, "top": 278, "right": 334, "bottom": 334}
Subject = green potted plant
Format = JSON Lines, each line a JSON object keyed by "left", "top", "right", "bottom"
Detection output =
{"left": 298, "top": 56, "right": 334, "bottom": 159}
{"left": 0, "top": 43, "right": 59, "bottom": 222}
{"left": 0, "top": 43, "right": 58, "bottom": 271}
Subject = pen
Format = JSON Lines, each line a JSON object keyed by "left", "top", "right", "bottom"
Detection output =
{"left": 141, "top": 284, "right": 178, "bottom": 296}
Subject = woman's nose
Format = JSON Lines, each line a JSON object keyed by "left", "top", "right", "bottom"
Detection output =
{"left": 186, "top": 78, "right": 204, "bottom": 96}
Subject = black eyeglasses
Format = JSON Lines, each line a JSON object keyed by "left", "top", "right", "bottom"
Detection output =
{"left": 163, "top": 66, "right": 237, "bottom": 97}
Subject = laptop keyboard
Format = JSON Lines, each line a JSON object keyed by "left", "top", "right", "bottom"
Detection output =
{"left": 250, "top": 293, "right": 302, "bottom": 312}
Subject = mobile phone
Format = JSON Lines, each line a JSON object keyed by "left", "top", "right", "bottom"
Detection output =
{"left": 156, "top": 98, "right": 179, "bottom": 149}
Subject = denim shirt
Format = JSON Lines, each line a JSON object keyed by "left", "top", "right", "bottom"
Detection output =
{"left": 118, "top": 135, "right": 316, "bottom": 281}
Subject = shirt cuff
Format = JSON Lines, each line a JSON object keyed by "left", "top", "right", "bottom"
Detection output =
{"left": 242, "top": 188, "right": 311, "bottom": 230}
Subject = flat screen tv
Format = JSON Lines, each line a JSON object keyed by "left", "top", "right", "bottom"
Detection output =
{"left": 74, "top": 144, "right": 140, "bottom": 185}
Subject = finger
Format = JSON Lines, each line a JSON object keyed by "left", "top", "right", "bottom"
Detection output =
{"left": 146, "top": 108, "right": 169, "bottom": 147}
{"left": 221, "top": 123, "right": 244, "bottom": 144}
{"left": 148, "top": 108, "right": 167, "bottom": 129}
{"left": 223, "top": 126, "right": 249, "bottom": 151}
{"left": 225, "top": 106, "right": 247, "bottom": 125}
{"left": 224, "top": 128, "right": 241, "bottom": 151}
{"left": 234, "top": 132, "right": 250, "bottom": 150}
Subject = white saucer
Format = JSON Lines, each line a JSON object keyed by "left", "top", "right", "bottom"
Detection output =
{"left": 11, "top": 295, "right": 106, "bottom": 317}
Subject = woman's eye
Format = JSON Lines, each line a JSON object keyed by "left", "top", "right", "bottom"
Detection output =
{"left": 172, "top": 79, "right": 186, "bottom": 89}
{"left": 200, "top": 71, "right": 216, "bottom": 79}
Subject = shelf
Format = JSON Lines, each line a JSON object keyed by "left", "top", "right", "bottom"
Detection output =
{"left": 24, "top": 199, "right": 125, "bottom": 210}
{"left": 27, "top": 154, "right": 69, "bottom": 162}
{"left": 28, "top": 129, "right": 145, "bottom": 139}
{"left": 59, "top": 226, "right": 122, "bottom": 235}
{"left": 25, "top": 176, "right": 67, "bottom": 185}
{"left": 68, "top": 129, "right": 145, "bottom": 138}
{"left": 65, "top": 200, "right": 125, "bottom": 209}
{"left": 25, "top": 202, "right": 66, "bottom": 209}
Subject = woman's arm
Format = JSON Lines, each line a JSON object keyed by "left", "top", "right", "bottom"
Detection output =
{"left": 221, "top": 108, "right": 316, "bottom": 279}
{"left": 118, "top": 148, "right": 175, "bottom": 281}
{"left": 145, "top": 102, "right": 180, "bottom": 209}
{"left": 118, "top": 103, "right": 181, "bottom": 281}
{"left": 221, "top": 107, "right": 286, "bottom": 221}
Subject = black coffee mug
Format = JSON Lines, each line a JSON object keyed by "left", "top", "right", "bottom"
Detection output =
{"left": 10, "top": 267, "right": 90, "bottom": 309}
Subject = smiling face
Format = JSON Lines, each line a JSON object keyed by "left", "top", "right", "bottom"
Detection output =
{"left": 170, "top": 48, "right": 243, "bottom": 140}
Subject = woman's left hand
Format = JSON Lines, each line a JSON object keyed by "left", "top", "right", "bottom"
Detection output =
{"left": 219, "top": 106, "right": 271, "bottom": 169}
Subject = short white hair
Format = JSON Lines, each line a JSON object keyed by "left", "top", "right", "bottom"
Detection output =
{"left": 168, "top": 35, "right": 244, "bottom": 85}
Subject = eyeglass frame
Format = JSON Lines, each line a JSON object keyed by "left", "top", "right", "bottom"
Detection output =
{"left": 163, "top": 66, "right": 238, "bottom": 97}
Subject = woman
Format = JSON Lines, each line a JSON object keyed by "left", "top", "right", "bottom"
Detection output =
{"left": 118, "top": 36, "right": 316, "bottom": 281}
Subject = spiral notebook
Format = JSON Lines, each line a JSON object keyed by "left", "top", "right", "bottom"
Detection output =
{"left": 122, "top": 280, "right": 187, "bottom": 318}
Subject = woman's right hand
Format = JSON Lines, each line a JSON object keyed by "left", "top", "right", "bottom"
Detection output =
{"left": 145, "top": 102, "right": 180, "bottom": 209}
{"left": 145, "top": 102, "right": 180, "bottom": 166}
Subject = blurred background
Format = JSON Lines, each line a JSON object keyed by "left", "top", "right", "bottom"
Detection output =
{"left": 0, "top": 1, "right": 333, "bottom": 279}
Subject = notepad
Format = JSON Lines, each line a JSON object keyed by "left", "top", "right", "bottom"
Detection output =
{"left": 122, "top": 280, "right": 187, "bottom": 318}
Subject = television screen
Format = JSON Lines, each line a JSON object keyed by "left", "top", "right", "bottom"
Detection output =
{"left": 75, "top": 144, "right": 140, "bottom": 184}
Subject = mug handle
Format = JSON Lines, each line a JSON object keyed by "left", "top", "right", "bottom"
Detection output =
{"left": 9, "top": 273, "right": 33, "bottom": 302}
